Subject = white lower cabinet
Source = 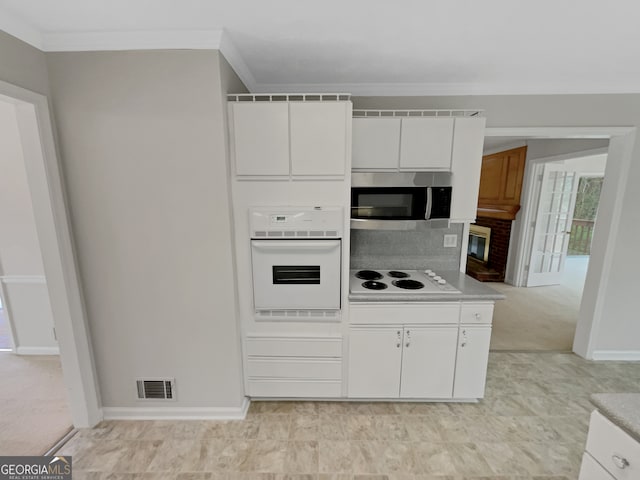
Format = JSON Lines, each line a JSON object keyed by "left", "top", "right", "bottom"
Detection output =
{"left": 348, "top": 301, "right": 494, "bottom": 400}
{"left": 453, "top": 325, "right": 492, "bottom": 398}
{"left": 245, "top": 335, "right": 342, "bottom": 398}
{"left": 580, "top": 410, "right": 640, "bottom": 480}
{"left": 348, "top": 325, "right": 458, "bottom": 399}
{"left": 400, "top": 327, "right": 458, "bottom": 398}
{"left": 580, "top": 453, "right": 616, "bottom": 480}
{"left": 348, "top": 327, "right": 402, "bottom": 398}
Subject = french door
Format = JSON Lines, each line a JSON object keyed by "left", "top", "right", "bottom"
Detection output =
{"left": 527, "top": 164, "right": 579, "bottom": 286}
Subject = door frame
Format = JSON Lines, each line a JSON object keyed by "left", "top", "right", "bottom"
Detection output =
{"left": 485, "top": 127, "right": 636, "bottom": 359}
{"left": 0, "top": 79, "right": 102, "bottom": 427}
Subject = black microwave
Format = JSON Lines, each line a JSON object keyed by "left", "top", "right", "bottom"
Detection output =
{"left": 350, "top": 172, "right": 452, "bottom": 229}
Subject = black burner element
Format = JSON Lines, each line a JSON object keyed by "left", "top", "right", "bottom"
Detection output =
{"left": 362, "top": 280, "right": 388, "bottom": 290}
{"left": 392, "top": 279, "right": 424, "bottom": 290}
{"left": 356, "top": 270, "right": 383, "bottom": 280}
{"left": 387, "top": 271, "right": 409, "bottom": 278}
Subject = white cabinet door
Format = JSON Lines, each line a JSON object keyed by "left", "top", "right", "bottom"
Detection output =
{"left": 399, "top": 117, "right": 454, "bottom": 171}
{"left": 579, "top": 453, "right": 616, "bottom": 480}
{"left": 449, "top": 117, "right": 486, "bottom": 222}
{"left": 290, "top": 102, "right": 349, "bottom": 176}
{"left": 231, "top": 102, "right": 290, "bottom": 176}
{"left": 453, "top": 325, "right": 492, "bottom": 399}
{"left": 400, "top": 326, "right": 457, "bottom": 398}
{"left": 348, "top": 327, "right": 402, "bottom": 398}
{"left": 352, "top": 118, "right": 401, "bottom": 170}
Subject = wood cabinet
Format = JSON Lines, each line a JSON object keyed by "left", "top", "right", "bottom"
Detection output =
{"left": 477, "top": 145, "right": 527, "bottom": 220}
{"left": 229, "top": 100, "right": 351, "bottom": 178}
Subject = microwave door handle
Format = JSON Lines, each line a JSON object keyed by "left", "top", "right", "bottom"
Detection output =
{"left": 425, "top": 188, "right": 433, "bottom": 220}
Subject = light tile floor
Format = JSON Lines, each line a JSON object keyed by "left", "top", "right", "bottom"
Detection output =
{"left": 60, "top": 352, "right": 640, "bottom": 479}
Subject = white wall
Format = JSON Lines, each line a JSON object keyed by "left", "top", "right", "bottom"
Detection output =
{"left": 45, "top": 50, "right": 246, "bottom": 410}
{"left": 354, "top": 95, "right": 640, "bottom": 356}
{"left": 0, "top": 99, "right": 57, "bottom": 353}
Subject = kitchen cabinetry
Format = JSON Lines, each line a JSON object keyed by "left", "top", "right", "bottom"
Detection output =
{"left": 348, "top": 327, "right": 402, "bottom": 397}
{"left": 244, "top": 335, "right": 343, "bottom": 397}
{"left": 399, "top": 117, "right": 454, "bottom": 170}
{"left": 229, "top": 99, "right": 351, "bottom": 178}
{"left": 453, "top": 302, "right": 493, "bottom": 398}
{"left": 476, "top": 145, "right": 527, "bottom": 220}
{"left": 352, "top": 118, "right": 401, "bottom": 170}
{"left": 232, "top": 102, "right": 290, "bottom": 176}
{"left": 351, "top": 113, "right": 486, "bottom": 222}
{"left": 450, "top": 116, "right": 488, "bottom": 222}
{"left": 352, "top": 116, "right": 456, "bottom": 172}
{"left": 348, "top": 301, "right": 493, "bottom": 400}
{"left": 399, "top": 326, "right": 458, "bottom": 398}
{"left": 579, "top": 410, "right": 640, "bottom": 480}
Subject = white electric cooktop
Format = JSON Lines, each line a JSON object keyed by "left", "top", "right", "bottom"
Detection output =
{"left": 349, "top": 269, "right": 460, "bottom": 294}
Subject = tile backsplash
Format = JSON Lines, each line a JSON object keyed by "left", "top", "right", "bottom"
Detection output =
{"left": 350, "top": 223, "right": 463, "bottom": 271}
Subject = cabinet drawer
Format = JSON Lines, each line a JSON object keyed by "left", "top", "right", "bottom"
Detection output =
{"left": 350, "top": 303, "right": 460, "bottom": 325}
{"left": 245, "top": 336, "right": 342, "bottom": 357}
{"left": 580, "top": 452, "right": 616, "bottom": 480}
{"left": 460, "top": 303, "right": 494, "bottom": 325}
{"left": 586, "top": 410, "right": 640, "bottom": 480}
{"left": 247, "top": 358, "right": 341, "bottom": 380}
{"left": 247, "top": 379, "right": 342, "bottom": 397}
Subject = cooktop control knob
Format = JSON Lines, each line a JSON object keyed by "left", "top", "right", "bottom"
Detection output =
{"left": 433, "top": 275, "right": 442, "bottom": 281}
{"left": 427, "top": 271, "right": 436, "bottom": 277}
{"left": 424, "top": 269, "right": 432, "bottom": 275}
{"left": 438, "top": 278, "right": 447, "bottom": 285}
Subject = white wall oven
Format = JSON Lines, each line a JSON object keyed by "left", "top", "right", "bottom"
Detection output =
{"left": 250, "top": 207, "right": 343, "bottom": 317}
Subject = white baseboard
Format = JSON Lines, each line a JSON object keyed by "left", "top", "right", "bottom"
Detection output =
{"left": 103, "top": 397, "right": 250, "bottom": 420}
{"left": 591, "top": 350, "right": 640, "bottom": 361}
{"left": 16, "top": 346, "right": 60, "bottom": 355}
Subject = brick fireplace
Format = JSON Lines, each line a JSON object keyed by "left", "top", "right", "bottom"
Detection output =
{"left": 466, "top": 216, "right": 513, "bottom": 282}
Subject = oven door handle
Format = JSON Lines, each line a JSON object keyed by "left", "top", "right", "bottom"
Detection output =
{"left": 251, "top": 240, "right": 340, "bottom": 252}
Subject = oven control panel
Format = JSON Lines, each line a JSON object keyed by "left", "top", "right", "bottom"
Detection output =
{"left": 250, "top": 206, "right": 343, "bottom": 239}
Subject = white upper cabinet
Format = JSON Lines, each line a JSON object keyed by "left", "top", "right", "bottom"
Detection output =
{"left": 290, "top": 102, "right": 349, "bottom": 176}
{"left": 229, "top": 99, "right": 351, "bottom": 178}
{"left": 231, "top": 102, "right": 290, "bottom": 176}
{"left": 399, "top": 117, "right": 455, "bottom": 171}
{"left": 449, "top": 116, "right": 487, "bottom": 222}
{"left": 352, "top": 118, "right": 401, "bottom": 170}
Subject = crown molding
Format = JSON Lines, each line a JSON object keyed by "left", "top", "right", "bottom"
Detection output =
{"left": 255, "top": 81, "right": 640, "bottom": 96}
{"left": 219, "top": 31, "right": 257, "bottom": 92}
{"left": 41, "top": 29, "right": 224, "bottom": 52}
{"left": 0, "top": 9, "right": 43, "bottom": 49}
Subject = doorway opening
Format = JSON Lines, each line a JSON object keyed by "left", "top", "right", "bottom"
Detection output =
{"left": 478, "top": 138, "right": 609, "bottom": 351}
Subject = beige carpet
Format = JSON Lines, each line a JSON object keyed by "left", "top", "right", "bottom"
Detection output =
{"left": 0, "top": 352, "right": 73, "bottom": 455}
{"left": 490, "top": 257, "right": 587, "bottom": 351}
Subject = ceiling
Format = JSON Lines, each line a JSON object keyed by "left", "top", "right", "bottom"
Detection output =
{"left": 2, "top": 0, "right": 640, "bottom": 95}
